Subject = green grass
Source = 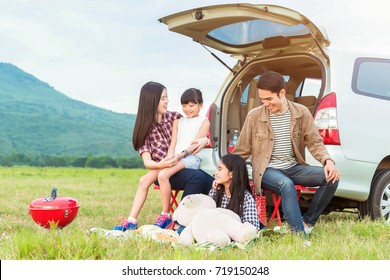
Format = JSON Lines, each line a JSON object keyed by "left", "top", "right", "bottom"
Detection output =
{"left": 0, "top": 167, "right": 389, "bottom": 260}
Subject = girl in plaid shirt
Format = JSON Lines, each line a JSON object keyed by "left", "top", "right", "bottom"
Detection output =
{"left": 209, "top": 154, "right": 265, "bottom": 231}
{"left": 113, "top": 81, "right": 212, "bottom": 232}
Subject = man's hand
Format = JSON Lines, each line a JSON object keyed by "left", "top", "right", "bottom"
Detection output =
{"left": 324, "top": 160, "right": 340, "bottom": 183}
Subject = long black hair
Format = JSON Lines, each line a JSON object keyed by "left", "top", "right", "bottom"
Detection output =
{"left": 133, "top": 81, "right": 166, "bottom": 151}
{"left": 213, "top": 154, "right": 252, "bottom": 218}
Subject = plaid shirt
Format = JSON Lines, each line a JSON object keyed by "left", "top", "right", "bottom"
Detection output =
{"left": 138, "top": 111, "right": 182, "bottom": 161}
{"left": 209, "top": 188, "right": 262, "bottom": 230}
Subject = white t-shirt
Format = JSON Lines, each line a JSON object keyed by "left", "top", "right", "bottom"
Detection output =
{"left": 174, "top": 115, "right": 207, "bottom": 158}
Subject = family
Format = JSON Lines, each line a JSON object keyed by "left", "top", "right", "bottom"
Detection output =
{"left": 113, "top": 71, "right": 340, "bottom": 238}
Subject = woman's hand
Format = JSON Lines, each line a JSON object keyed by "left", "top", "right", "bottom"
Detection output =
{"left": 159, "top": 155, "right": 177, "bottom": 168}
{"left": 212, "top": 179, "right": 219, "bottom": 189}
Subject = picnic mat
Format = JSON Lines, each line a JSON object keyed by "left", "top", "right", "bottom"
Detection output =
{"left": 90, "top": 225, "right": 288, "bottom": 251}
{"left": 90, "top": 225, "right": 180, "bottom": 243}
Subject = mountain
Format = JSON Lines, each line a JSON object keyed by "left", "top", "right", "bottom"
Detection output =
{"left": 0, "top": 62, "right": 137, "bottom": 158}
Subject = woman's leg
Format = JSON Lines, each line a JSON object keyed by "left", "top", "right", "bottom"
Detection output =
{"left": 166, "top": 169, "right": 213, "bottom": 199}
{"left": 157, "top": 162, "right": 185, "bottom": 213}
{"left": 128, "top": 169, "right": 159, "bottom": 219}
{"left": 201, "top": 170, "right": 214, "bottom": 195}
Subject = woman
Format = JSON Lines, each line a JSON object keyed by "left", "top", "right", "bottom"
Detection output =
{"left": 113, "top": 81, "right": 213, "bottom": 231}
{"left": 209, "top": 154, "right": 264, "bottom": 231}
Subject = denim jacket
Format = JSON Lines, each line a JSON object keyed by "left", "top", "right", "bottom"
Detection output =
{"left": 233, "top": 101, "right": 334, "bottom": 194}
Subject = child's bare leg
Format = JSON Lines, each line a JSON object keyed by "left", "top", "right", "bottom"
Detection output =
{"left": 157, "top": 162, "right": 185, "bottom": 214}
{"left": 128, "top": 169, "right": 159, "bottom": 219}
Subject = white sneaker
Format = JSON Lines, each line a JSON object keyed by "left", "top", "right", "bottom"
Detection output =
{"left": 304, "top": 226, "right": 314, "bottom": 235}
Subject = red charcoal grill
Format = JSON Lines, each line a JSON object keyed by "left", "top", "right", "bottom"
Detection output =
{"left": 29, "top": 188, "right": 80, "bottom": 229}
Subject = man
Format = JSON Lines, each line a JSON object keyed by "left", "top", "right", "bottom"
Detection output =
{"left": 233, "top": 71, "right": 340, "bottom": 234}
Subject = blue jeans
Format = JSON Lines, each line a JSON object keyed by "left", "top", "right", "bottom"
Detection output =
{"left": 261, "top": 164, "right": 338, "bottom": 233}
{"left": 156, "top": 169, "right": 213, "bottom": 199}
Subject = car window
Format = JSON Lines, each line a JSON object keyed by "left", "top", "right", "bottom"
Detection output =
{"left": 240, "top": 86, "right": 249, "bottom": 104}
{"left": 208, "top": 19, "right": 310, "bottom": 46}
{"left": 240, "top": 74, "right": 293, "bottom": 105}
{"left": 296, "top": 78, "right": 321, "bottom": 98}
{"left": 352, "top": 57, "right": 390, "bottom": 101}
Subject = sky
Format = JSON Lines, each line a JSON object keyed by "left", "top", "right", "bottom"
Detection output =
{"left": 1, "top": 0, "right": 390, "bottom": 115}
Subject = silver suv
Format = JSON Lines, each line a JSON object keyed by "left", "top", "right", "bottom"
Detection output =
{"left": 160, "top": 3, "right": 390, "bottom": 222}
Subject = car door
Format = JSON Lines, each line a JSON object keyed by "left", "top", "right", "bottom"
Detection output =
{"left": 159, "top": 3, "right": 330, "bottom": 58}
{"left": 159, "top": 3, "right": 330, "bottom": 178}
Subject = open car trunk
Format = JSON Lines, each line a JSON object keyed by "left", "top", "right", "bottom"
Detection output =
{"left": 222, "top": 53, "right": 325, "bottom": 155}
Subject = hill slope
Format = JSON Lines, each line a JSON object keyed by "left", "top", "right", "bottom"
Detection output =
{"left": 0, "top": 62, "right": 137, "bottom": 158}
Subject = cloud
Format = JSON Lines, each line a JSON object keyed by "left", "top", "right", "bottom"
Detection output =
{"left": 1, "top": 0, "right": 389, "bottom": 114}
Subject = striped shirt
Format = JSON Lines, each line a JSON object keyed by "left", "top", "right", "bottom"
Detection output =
{"left": 268, "top": 108, "right": 297, "bottom": 170}
{"left": 138, "top": 111, "right": 182, "bottom": 162}
{"left": 208, "top": 188, "right": 263, "bottom": 230}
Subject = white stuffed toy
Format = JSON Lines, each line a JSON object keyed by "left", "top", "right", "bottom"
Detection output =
{"left": 172, "top": 194, "right": 257, "bottom": 246}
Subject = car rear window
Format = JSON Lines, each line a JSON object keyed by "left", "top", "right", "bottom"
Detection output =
{"left": 352, "top": 57, "right": 390, "bottom": 101}
{"left": 208, "top": 19, "right": 309, "bottom": 46}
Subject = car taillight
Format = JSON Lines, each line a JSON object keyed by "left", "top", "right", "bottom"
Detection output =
{"left": 204, "top": 105, "right": 213, "bottom": 148}
{"left": 314, "top": 92, "right": 340, "bottom": 145}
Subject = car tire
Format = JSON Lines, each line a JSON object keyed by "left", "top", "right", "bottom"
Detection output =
{"left": 367, "top": 169, "right": 390, "bottom": 223}
{"left": 358, "top": 169, "right": 386, "bottom": 218}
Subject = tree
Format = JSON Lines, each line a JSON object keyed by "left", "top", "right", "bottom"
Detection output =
{"left": 85, "top": 156, "right": 117, "bottom": 168}
{"left": 117, "top": 157, "right": 144, "bottom": 169}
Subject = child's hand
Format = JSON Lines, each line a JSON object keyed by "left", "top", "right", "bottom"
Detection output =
{"left": 187, "top": 142, "right": 197, "bottom": 154}
{"left": 188, "top": 137, "right": 209, "bottom": 154}
{"left": 171, "top": 154, "right": 182, "bottom": 165}
{"left": 189, "top": 140, "right": 201, "bottom": 154}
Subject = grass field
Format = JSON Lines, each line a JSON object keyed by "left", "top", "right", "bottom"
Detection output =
{"left": 0, "top": 166, "right": 389, "bottom": 260}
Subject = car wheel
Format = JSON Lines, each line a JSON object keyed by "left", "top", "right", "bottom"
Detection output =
{"left": 358, "top": 169, "right": 387, "bottom": 219}
{"left": 367, "top": 169, "right": 390, "bottom": 223}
